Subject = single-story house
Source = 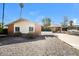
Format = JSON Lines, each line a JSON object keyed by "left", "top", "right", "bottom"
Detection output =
{"left": 49, "top": 24, "right": 62, "bottom": 32}
{"left": 75, "top": 25, "right": 79, "bottom": 30}
{"left": 68, "top": 25, "right": 79, "bottom": 30}
{"left": 7, "top": 18, "right": 41, "bottom": 34}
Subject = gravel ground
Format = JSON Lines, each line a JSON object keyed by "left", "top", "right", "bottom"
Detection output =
{"left": 0, "top": 36, "right": 79, "bottom": 56}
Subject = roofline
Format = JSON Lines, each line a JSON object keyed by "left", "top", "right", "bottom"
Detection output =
{"left": 6, "top": 18, "right": 41, "bottom": 26}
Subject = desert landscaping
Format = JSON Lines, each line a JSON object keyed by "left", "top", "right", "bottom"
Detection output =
{"left": 0, "top": 32, "right": 79, "bottom": 56}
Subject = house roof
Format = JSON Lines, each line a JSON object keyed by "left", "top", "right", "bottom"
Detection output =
{"left": 6, "top": 18, "right": 36, "bottom": 26}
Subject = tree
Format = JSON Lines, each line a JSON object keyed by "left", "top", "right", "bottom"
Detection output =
{"left": 69, "top": 20, "right": 73, "bottom": 26}
{"left": 68, "top": 20, "right": 74, "bottom": 30}
{"left": 19, "top": 3, "right": 24, "bottom": 18}
{"left": 0, "top": 22, "right": 2, "bottom": 28}
{"left": 42, "top": 17, "right": 51, "bottom": 26}
{"left": 0, "top": 22, "right": 2, "bottom": 32}
{"left": 61, "top": 16, "right": 69, "bottom": 28}
{"left": 2, "top": 3, "right": 5, "bottom": 29}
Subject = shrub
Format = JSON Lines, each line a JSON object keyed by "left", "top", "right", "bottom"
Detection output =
{"left": 42, "top": 26, "right": 51, "bottom": 31}
{"left": 14, "top": 32, "right": 22, "bottom": 37}
{"left": 0, "top": 28, "right": 3, "bottom": 33}
{"left": 0, "top": 28, "right": 8, "bottom": 34}
{"left": 26, "top": 32, "right": 39, "bottom": 39}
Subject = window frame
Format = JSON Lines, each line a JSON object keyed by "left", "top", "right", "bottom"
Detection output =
{"left": 29, "top": 27, "right": 33, "bottom": 32}
{"left": 15, "top": 27, "right": 20, "bottom": 32}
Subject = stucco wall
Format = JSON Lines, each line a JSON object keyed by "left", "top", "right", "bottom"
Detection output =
{"left": 8, "top": 20, "right": 41, "bottom": 34}
{"left": 35, "top": 24, "right": 41, "bottom": 34}
{"left": 8, "top": 24, "right": 14, "bottom": 33}
{"left": 14, "top": 21, "right": 35, "bottom": 33}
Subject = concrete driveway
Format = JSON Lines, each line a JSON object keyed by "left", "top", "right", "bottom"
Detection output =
{"left": 54, "top": 33, "right": 79, "bottom": 50}
{"left": 41, "top": 31, "right": 79, "bottom": 50}
{"left": 41, "top": 31, "right": 53, "bottom": 35}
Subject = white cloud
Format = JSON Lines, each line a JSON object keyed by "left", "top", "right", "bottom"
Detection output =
{"left": 29, "top": 11, "right": 40, "bottom": 16}
{"left": 71, "top": 18, "right": 79, "bottom": 25}
{"left": 73, "top": 18, "right": 77, "bottom": 24}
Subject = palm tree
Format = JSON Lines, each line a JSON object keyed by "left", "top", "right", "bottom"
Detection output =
{"left": 19, "top": 3, "right": 24, "bottom": 18}
{"left": 69, "top": 20, "right": 73, "bottom": 27}
{"left": 2, "top": 3, "right": 5, "bottom": 29}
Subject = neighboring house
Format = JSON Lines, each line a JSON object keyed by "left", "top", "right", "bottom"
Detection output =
{"left": 49, "top": 24, "right": 68, "bottom": 32}
{"left": 7, "top": 18, "right": 41, "bottom": 34}
{"left": 68, "top": 24, "right": 79, "bottom": 30}
{"left": 75, "top": 25, "right": 79, "bottom": 30}
{"left": 49, "top": 24, "right": 62, "bottom": 32}
{"left": 67, "top": 20, "right": 79, "bottom": 31}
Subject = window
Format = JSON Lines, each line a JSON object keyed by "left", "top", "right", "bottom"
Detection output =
{"left": 15, "top": 27, "right": 20, "bottom": 32}
{"left": 29, "top": 27, "right": 33, "bottom": 32}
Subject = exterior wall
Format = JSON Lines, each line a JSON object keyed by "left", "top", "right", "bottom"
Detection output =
{"left": 8, "top": 20, "right": 41, "bottom": 34}
{"left": 51, "top": 27, "right": 61, "bottom": 32}
{"left": 35, "top": 24, "right": 41, "bottom": 34}
{"left": 8, "top": 24, "right": 14, "bottom": 33}
{"left": 14, "top": 21, "right": 35, "bottom": 33}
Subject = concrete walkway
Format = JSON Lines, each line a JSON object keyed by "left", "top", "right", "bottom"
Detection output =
{"left": 54, "top": 33, "right": 79, "bottom": 49}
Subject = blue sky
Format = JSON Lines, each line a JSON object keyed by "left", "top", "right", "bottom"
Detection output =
{"left": 0, "top": 3, "right": 79, "bottom": 25}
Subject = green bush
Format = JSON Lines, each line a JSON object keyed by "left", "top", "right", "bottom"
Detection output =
{"left": 0, "top": 28, "right": 3, "bottom": 33}
{"left": 42, "top": 26, "right": 51, "bottom": 31}
{"left": 0, "top": 28, "right": 2, "bottom": 32}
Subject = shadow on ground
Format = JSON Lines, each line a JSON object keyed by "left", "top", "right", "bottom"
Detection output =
{"left": 0, "top": 35, "right": 56, "bottom": 46}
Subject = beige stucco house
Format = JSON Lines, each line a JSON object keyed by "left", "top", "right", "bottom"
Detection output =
{"left": 7, "top": 18, "right": 41, "bottom": 34}
{"left": 49, "top": 24, "right": 62, "bottom": 32}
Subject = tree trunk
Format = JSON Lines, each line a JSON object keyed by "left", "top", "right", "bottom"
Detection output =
{"left": 2, "top": 3, "right": 5, "bottom": 29}
{"left": 20, "top": 8, "right": 23, "bottom": 18}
